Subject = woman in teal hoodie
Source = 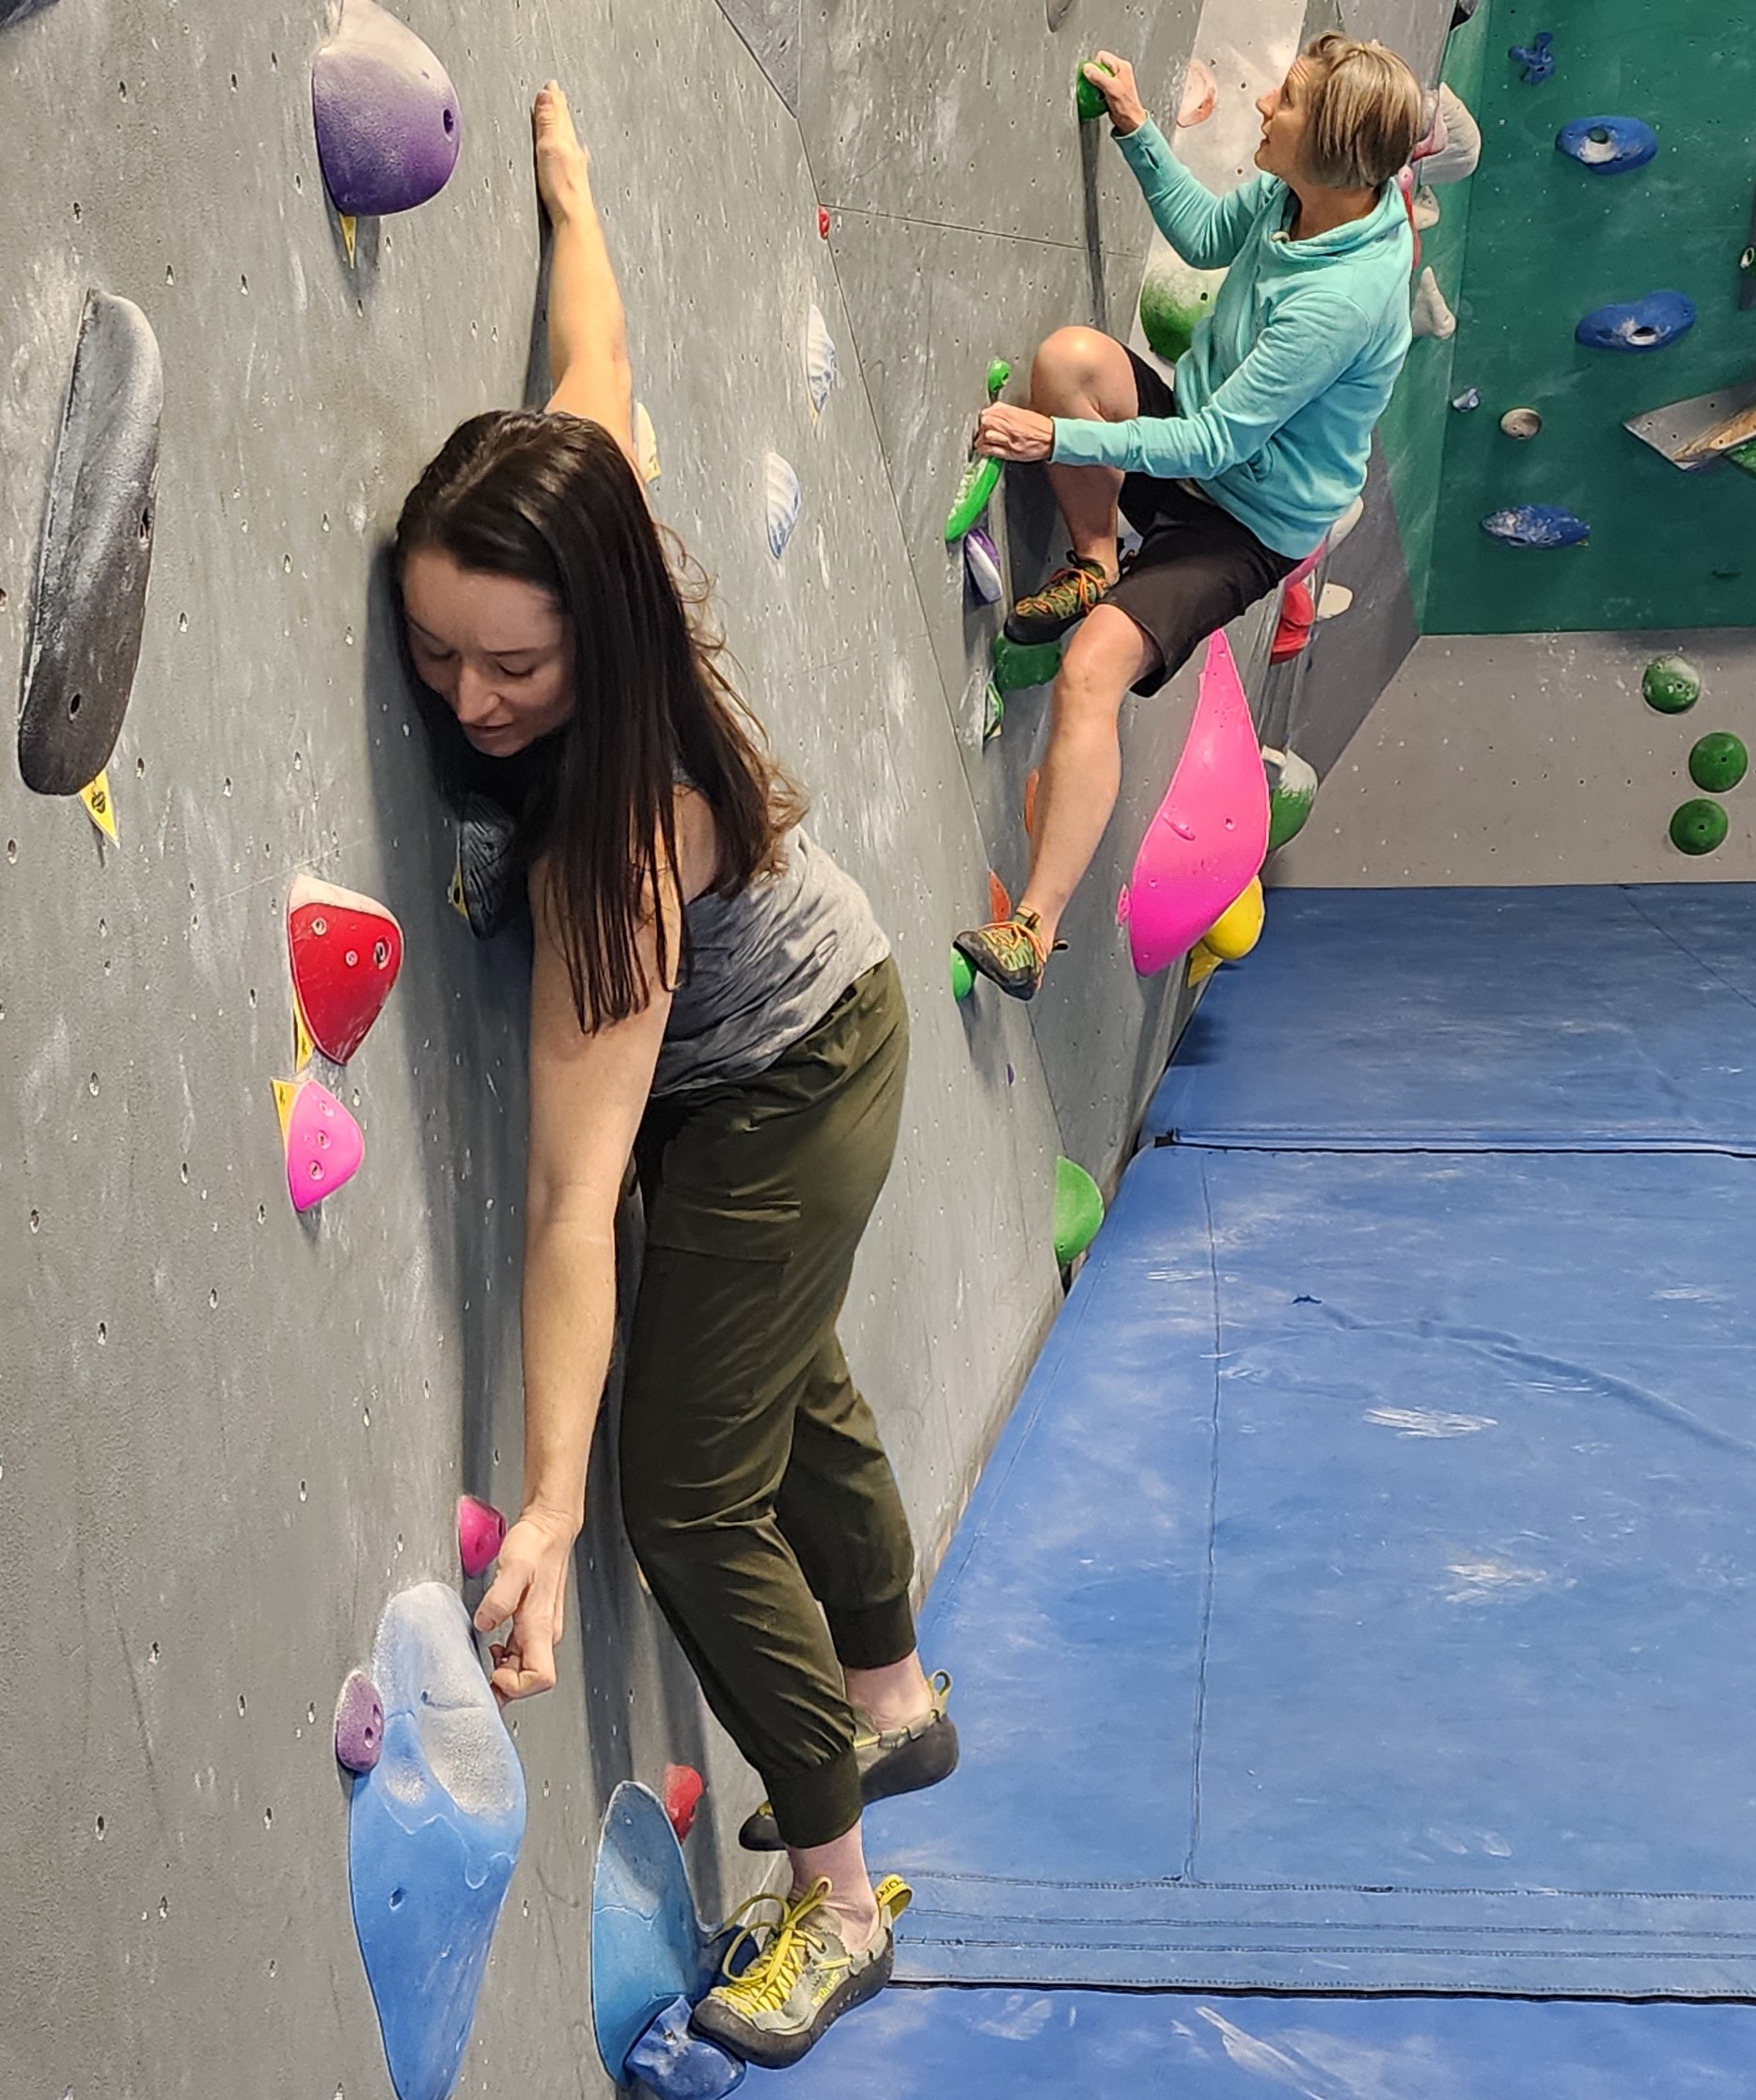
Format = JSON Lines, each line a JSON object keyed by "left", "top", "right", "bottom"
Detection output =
{"left": 955, "top": 35, "right": 1423, "bottom": 998}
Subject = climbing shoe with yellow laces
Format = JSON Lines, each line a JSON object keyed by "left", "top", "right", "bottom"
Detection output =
{"left": 690, "top": 1873, "right": 912, "bottom": 2069}
{"left": 1004, "top": 551, "right": 1112, "bottom": 644}
{"left": 739, "top": 1671, "right": 959, "bottom": 1851}
{"left": 953, "top": 907, "right": 1065, "bottom": 1001}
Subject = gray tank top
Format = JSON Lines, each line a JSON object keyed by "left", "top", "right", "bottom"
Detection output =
{"left": 654, "top": 824, "right": 890, "bottom": 1095}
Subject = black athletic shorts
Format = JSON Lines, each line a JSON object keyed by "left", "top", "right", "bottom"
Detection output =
{"left": 1105, "top": 347, "right": 1301, "bottom": 697}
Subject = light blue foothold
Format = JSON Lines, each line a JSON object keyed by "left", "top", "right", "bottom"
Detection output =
{"left": 348, "top": 1583, "right": 526, "bottom": 2100}
{"left": 1575, "top": 290, "right": 1695, "bottom": 353}
{"left": 625, "top": 1998, "right": 745, "bottom": 2100}
{"left": 592, "top": 1780, "right": 719, "bottom": 2081}
{"left": 1481, "top": 504, "right": 1591, "bottom": 549}
{"left": 1556, "top": 114, "right": 1657, "bottom": 173}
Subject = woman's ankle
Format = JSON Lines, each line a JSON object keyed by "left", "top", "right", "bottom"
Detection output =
{"left": 843, "top": 1652, "right": 933, "bottom": 1731}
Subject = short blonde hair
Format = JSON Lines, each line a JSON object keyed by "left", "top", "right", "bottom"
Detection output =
{"left": 1293, "top": 33, "right": 1424, "bottom": 189}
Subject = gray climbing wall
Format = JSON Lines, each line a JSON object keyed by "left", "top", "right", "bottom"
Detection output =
{"left": 0, "top": 0, "right": 1305, "bottom": 2094}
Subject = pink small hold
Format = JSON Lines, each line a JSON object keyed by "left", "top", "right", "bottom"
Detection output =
{"left": 663, "top": 1763, "right": 704, "bottom": 1841}
{"left": 458, "top": 1494, "right": 507, "bottom": 1577}
{"left": 335, "top": 1669, "right": 384, "bottom": 1773}
{"left": 285, "top": 1080, "right": 365, "bottom": 1213}
{"left": 817, "top": 205, "right": 831, "bottom": 240}
{"left": 1115, "top": 885, "right": 1132, "bottom": 926}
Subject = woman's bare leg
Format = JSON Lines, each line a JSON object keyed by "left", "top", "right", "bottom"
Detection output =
{"left": 1028, "top": 325, "right": 1142, "bottom": 578}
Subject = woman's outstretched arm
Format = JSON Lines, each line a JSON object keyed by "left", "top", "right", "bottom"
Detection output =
{"left": 1087, "top": 53, "right": 1272, "bottom": 271}
{"left": 533, "top": 82, "right": 636, "bottom": 464}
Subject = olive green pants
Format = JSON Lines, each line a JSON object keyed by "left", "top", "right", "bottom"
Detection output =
{"left": 620, "top": 958, "right": 916, "bottom": 1849}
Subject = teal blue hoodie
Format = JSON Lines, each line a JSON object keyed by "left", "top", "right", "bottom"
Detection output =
{"left": 1052, "top": 119, "right": 1414, "bottom": 558}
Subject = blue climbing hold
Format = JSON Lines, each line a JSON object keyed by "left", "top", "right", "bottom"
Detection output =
{"left": 1508, "top": 31, "right": 1555, "bottom": 83}
{"left": 1575, "top": 290, "right": 1695, "bottom": 353}
{"left": 1556, "top": 115, "right": 1657, "bottom": 173}
{"left": 1481, "top": 505, "right": 1591, "bottom": 549}
{"left": 625, "top": 1998, "right": 745, "bottom": 2100}
{"left": 592, "top": 1780, "right": 720, "bottom": 2081}
{"left": 348, "top": 1584, "right": 525, "bottom": 2100}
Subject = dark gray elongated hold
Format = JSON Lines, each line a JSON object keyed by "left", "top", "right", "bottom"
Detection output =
{"left": 0, "top": 0, "right": 59, "bottom": 26}
{"left": 454, "top": 794, "right": 524, "bottom": 937}
{"left": 18, "top": 290, "right": 163, "bottom": 795}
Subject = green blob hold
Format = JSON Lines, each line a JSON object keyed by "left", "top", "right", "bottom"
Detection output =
{"left": 1137, "top": 254, "right": 1227, "bottom": 366}
{"left": 945, "top": 456, "right": 1001, "bottom": 546}
{"left": 1689, "top": 731, "right": 1748, "bottom": 793}
{"left": 1263, "top": 745, "right": 1318, "bottom": 853}
{"left": 1054, "top": 1156, "right": 1105, "bottom": 1267}
{"left": 1670, "top": 797, "right": 1729, "bottom": 856}
{"left": 1074, "top": 58, "right": 1115, "bottom": 121}
{"left": 950, "top": 948, "right": 976, "bottom": 1002}
{"left": 1726, "top": 439, "right": 1756, "bottom": 479}
{"left": 992, "top": 632, "right": 1063, "bottom": 693}
{"left": 985, "top": 358, "right": 1011, "bottom": 401}
{"left": 1643, "top": 654, "right": 1701, "bottom": 714}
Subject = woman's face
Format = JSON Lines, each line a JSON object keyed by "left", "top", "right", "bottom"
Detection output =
{"left": 401, "top": 548, "right": 575, "bottom": 756}
{"left": 1254, "top": 60, "right": 1313, "bottom": 182}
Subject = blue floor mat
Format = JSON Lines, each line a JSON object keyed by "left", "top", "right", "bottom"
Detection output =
{"left": 864, "top": 1143, "right": 1756, "bottom": 1996}
{"left": 760, "top": 1987, "right": 1756, "bottom": 2099}
{"left": 1142, "top": 886, "right": 1756, "bottom": 1150}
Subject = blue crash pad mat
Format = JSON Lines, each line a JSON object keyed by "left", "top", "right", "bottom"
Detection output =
{"left": 759, "top": 1987, "right": 1756, "bottom": 2099}
{"left": 864, "top": 1142, "right": 1756, "bottom": 1995}
{"left": 1143, "top": 885, "right": 1756, "bottom": 1150}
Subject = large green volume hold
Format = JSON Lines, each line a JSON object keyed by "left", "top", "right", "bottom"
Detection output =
{"left": 944, "top": 357, "right": 1014, "bottom": 546}
{"left": 1053, "top": 1156, "right": 1105, "bottom": 1267}
{"left": 1138, "top": 253, "right": 1228, "bottom": 366}
{"left": 992, "top": 632, "right": 1063, "bottom": 692}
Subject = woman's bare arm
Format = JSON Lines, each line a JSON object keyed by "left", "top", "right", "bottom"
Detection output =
{"left": 532, "top": 83, "right": 637, "bottom": 468}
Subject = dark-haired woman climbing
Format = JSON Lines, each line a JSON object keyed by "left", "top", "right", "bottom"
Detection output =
{"left": 393, "top": 83, "right": 954, "bottom": 2070}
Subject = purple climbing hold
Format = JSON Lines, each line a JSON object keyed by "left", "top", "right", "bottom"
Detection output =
{"left": 964, "top": 525, "right": 1003, "bottom": 604}
{"left": 1481, "top": 505, "right": 1590, "bottom": 549}
{"left": 335, "top": 1669, "right": 385, "bottom": 1773}
{"left": 1508, "top": 31, "right": 1554, "bottom": 84}
{"left": 312, "top": 0, "right": 462, "bottom": 220}
{"left": 1575, "top": 290, "right": 1694, "bottom": 353}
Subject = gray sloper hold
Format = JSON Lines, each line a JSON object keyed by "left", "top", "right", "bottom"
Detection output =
{"left": 18, "top": 291, "right": 163, "bottom": 795}
{"left": 0, "top": 0, "right": 57, "bottom": 24}
{"left": 711, "top": 0, "right": 800, "bottom": 113}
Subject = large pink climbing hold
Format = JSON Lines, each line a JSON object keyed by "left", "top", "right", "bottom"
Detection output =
{"left": 1120, "top": 630, "right": 1268, "bottom": 978}
{"left": 283, "top": 1078, "right": 365, "bottom": 1212}
{"left": 312, "top": 0, "right": 462, "bottom": 220}
{"left": 288, "top": 874, "right": 403, "bottom": 1064}
{"left": 458, "top": 1495, "right": 508, "bottom": 1577}
{"left": 663, "top": 1763, "right": 704, "bottom": 1842}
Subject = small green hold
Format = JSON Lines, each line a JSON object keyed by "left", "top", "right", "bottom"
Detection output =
{"left": 1075, "top": 57, "right": 1116, "bottom": 121}
{"left": 945, "top": 457, "right": 1001, "bottom": 546}
{"left": 951, "top": 948, "right": 976, "bottom": 1002}
{"left": 1689, "top": 732, "right": 1748, "bottom": 793}
{"left": 985, "top": 358, "right": 1011, "bottom": 401}
{"left": 1725, "top": 439, "right": 1756, "bottom": 479}
{"left": 1670, "top": 798, "right": 1729, "bottom": 856}
{"left": 1262, "top": 745, "right": 1318, "bottom": 853}
{"left": 982, "top": 679, "right": 1005, "bottom": 744}
{"left": 1137, "top": 255, "right": 1227, "bottom": 366}
{"left": 1054, "top": 1156, "right": 1105, "bottom": 1268}
{"left": 1643, "top": 654, "right": 1701, "bottom": 714}
{"left": 993, "top": 632, "right": 1063, "bottom": 693}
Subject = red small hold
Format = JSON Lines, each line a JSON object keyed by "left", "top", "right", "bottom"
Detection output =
{"left": 1270, "top": 578, "right": 1316, "bottom": 664}
{"left": 817, "top": 205, "right": 831, "bottom": 240}
{"left": 458, "top": 1494, "right": 508, "bottom": 1577}
{"left": 288, "top": 874, "right": 403, "bottom": 1063}
{"left": 663, "top": 1763, "right": 704, "bottom": 1841}
{"left": 987, "top": 869, "right": 1011, "bottom": 923}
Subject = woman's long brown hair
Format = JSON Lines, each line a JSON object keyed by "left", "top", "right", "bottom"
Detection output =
{"left": 394, "top": 411, "right": 803, "bottom": 1028}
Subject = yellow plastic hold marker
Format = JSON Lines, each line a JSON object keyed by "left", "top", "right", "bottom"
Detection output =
{"left": 1202, "top": 876, "right": 1265, "bottom": 962}
{"left": 448, "top": 856, "right": 469, "bottom": 919}
{"left": 1186, "top": 942, "right": 1223, "bottom": 989}
{"left": 339, "top": 213, "right": 358, "bottom": 265}
{"left": 79, "top": 770, "right": 118, "bottom": 842}
{"left": 291, "top": 996, "right": 316, "bottom": 1075}
{"left": 271, "top": 1075, "right": 303, "bottom": 1145}
{"left": 634, "top": 400, "right": 661, "bottom": 487}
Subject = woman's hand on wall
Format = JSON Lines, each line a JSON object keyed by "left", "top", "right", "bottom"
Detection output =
{"left": 976, "top": 403, "right": 1056, "bottom": 462}
{"left": 473, "top": 1503, "right": 583, "bottom": 1704}
{"left": 533, "top": 78, "right": 593, "bottom": 223}
{"left": 1086, "top": 52, "right": 1149, "bottom": 135}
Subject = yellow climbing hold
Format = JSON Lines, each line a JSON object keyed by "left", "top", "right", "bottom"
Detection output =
{"left": 1202, "top": 878, "right": 1264, "bottom": 961}
{"left": 448, "top": 855, "right": 469, "bottom": 919}
{"left": 339, "top": 212, "right": 358, "bottom": 265}
{"left": 78, "top": 769, "right": 118, "bottom": 842}
{"left": 1186, "top": 943, "right": 1223, "bottom": 990}
{"left": 271, "top": 1074, "right": 303, "bottom": 1144}
{"left": 292, "top": 995, "right": 316, "bottom": 1075}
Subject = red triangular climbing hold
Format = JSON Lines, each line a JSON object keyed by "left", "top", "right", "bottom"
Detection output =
{"left": 1270, "top": 578, "right": 1316, "bottom": 664}
{"left": 987, "top": 869, "right": 1011, "bottom": 922}
{"left": 288, "top": 875, "right": 404, "bottom": 1063}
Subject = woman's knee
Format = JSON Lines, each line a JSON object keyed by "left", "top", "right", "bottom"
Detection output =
{"left": 1031, "top": 326, "right": 1133, "bottom": 412}
{"left": 1057, "top": 604, "right": 1158, "bottom": 713}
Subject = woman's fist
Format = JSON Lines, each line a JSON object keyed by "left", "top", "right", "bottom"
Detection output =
{"left": 1084, "top": 52, "right": 1149, "bottom": 135}
{"left": 976, "top": 403, "right": 1056, "bottom": 463}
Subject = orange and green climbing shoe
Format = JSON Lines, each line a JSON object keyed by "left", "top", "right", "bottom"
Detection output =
{"left": 690, "top": 1874, "right": 911, "bottom": 2069}
{"left": 953, "top": 908, "right": 1063, "bottom": 1000}
{"left": 1003, "top": 552, "right": 1112, "bottom": 644}
{"left": 739, "top": 1672, "right": 960, "bottom": 1851}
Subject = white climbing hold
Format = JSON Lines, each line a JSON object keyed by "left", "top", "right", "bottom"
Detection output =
{"left": 1329, "top": 494, "right": 1366, "bottom": 550}
{"left": 805, "top": 303, "right": 837, "bottom": 419}
{"left": 1316, "top": 582, "right": 1354, "bottom": 620}
{"left": 1410, "top": 267, "right": 1457, "bottom": 340}
{"left": 1451, "top": 386, "right": 1482, "bottom": 412}
{"left": 764, "top": 452, "right": 801, "bottom": 559}
{"left": 964, "top": 525, "right": 1003, "bottom": 603}
{"left": 1412, "top": 185, "right": 1441, "bottom": 229}
{"left": 1499, "top": 406, "right": 1543, "bottom": 441}
{"left": 633, "top": 400, "right": 660, "bottom": 488}
{"left": 1424, "top": 85, "right": 1482, "bottom": 183}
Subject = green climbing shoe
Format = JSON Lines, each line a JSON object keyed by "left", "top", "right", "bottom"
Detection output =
{"left": 739, "top": 1673, "right": 960, "bottom": 1851}
{"left": 953, "top": 908, "right": 1063, "bottom": 1000}
{"left": 1003, "top": 553, "right": 1112, "bottom": 645}
{"left": 690, "top": 1874, "right": 911, "bottom": 2070}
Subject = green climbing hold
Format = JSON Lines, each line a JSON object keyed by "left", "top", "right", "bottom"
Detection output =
{"left": 1688, "top": 732, "right": 1748, "bottom": 793}
{"left": 1054, "top": 1156, "right": 1105, "bottom": 1267}
{"left": 982, "top": 679, "right": 1005, "bottom": 744}
{"left": 1075, "top": 58, "right": 1116, "bottom": 121}
{"left": 1727, "top": 439, "right": 1756, "bottom": 479}
{"left": 1262, "top": 745, "right": 1318, "bottom": 853}
{"left": 985, "top": 357, "right": 1011, "bottom": 400}
{"left": 1670, "top": 798, "right": 1729, "bottom": 855}
{"left": 1137, "top": 254, "right": 1228, "bottom": 367}
{"left": 951, "top": 948, "right": 976, "bottom": 1001}
{"left": 993, "top": 632, "right": 1063, "bottom": 693}
{"left": 1643, "top": 654, "right": 1701, "bottom": 714}
{"left": 944, "top": 359, "right": 1014, "bottom": 545}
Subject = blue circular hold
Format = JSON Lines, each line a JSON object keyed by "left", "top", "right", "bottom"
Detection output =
{"left": 1556, "top": 115, "right": 1658, "bottom": 173}
{"left": 591, "top": 1781, "right": 714, "bottom": 2080}
{"left": 1481, "top": 505, "right": 1591, "bottom": 550}
{"left": 1575, "top": 290, "right": 1696, "bottom": 353}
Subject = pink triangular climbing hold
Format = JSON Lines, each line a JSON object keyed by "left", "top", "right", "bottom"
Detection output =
{"left": 288, "top": 874, "right": 404, "bottom": 1064}
{"left": 281, "top": 1076, "right": 365, "bottom": 1212}
{"left": 1120, "top": 630, "right": 1268, "bottom": 978}
{"left": 458, "top": 1494, "right": 508, "bottom": 1577}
